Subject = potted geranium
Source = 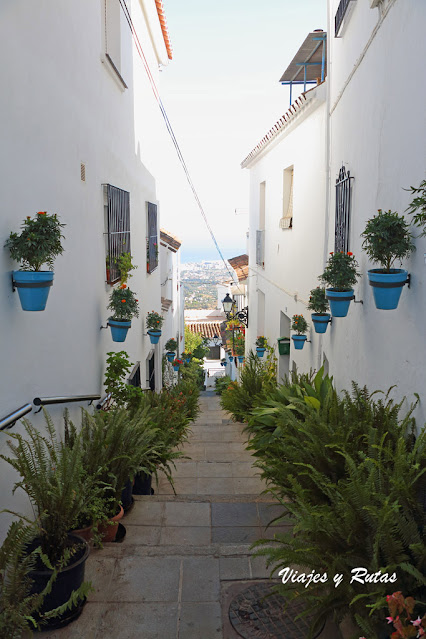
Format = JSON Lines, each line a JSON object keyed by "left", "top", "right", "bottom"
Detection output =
{"left": 361, "top": 209, "right": 414, "bottom": 310}
{"left": 165, "top": 338, "right": 178, "bottom": 362}
{"left": 291, "top": 314, "right": 308, "bottom": 349}
{"left": 319, "top": 251, "right": 361, "bottom": 317}
{"left": 172, "top": 358, "right": 183, "bottom": 372}
{"left": 146, "top": 310, "right": 164, "bottom": 344}
{"left": 107, "top": 283, "right": 139, "bottom": 342}
{"left": 255, "top": 336, "right": 268, "bottom": 358}
{"left": 5, "top": 211, "right": 65, "bottom": 311}
{"left": 307, "top": 287, "right": 331, "bottom": 333}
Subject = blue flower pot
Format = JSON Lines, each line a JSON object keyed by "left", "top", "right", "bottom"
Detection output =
{"left": 173, "top": 364, "right": 180, "bottom": 372}
{"left": 185, "top": 358, "right": 191, "bottom": 364}
{"left": 256, "top": 347, "right": 266, "bottom": 358}
{"left": 147, "top": 329, "right": 162, "bottom": 344}
{"left": 326, "top": 289, "right": 354, "bottom": 317}
{"left": 13, "top": 271, "right": 54, "bottom": 311}
{"left": 367, "top": 269, "right": 408, "bottom": 310}
{"left": 237, "top": 355, "right": 245, "bottom": 363}
{"left": 311, "top": 313, "right": 331, "bottom": 334}
{"left": 228, "top": 355, "right": 234, "bottom": 363}
{"left": 166, "top": 352, "right": 175, "bottom": 362}
{"left": 291, "top": 335, "right": 307, "bottom": 350}
{"left": 108, "top": 319, "right": 131, "bottom": 342}
{"left": 221, "top": 362, "right": 226, "bottom": 367}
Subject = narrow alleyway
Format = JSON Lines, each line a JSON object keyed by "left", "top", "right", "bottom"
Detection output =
{"left": 41, "top": 392, "right": 291, "bottom": 638}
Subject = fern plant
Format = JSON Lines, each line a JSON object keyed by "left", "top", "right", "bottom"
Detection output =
{"left": 220, "top": 350, "right": 277, "bottom": 422}
{"left": 0, "top": 412, "right": 101, "bottom": 564}
{"left": 246, "top": 371, "right": 425, "bottom": 637}
{"left": 0, "top": 519, "right": 92, "bottom": 638}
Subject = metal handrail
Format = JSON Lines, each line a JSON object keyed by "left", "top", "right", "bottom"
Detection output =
{"left": 96, "top": 393, "right": 112, "bottom": 410}
{"left": 33, "top": 395, "right": 101, "bottom": 413}
{"left": 0, "top": 404, "right": 32, "bottom": 431}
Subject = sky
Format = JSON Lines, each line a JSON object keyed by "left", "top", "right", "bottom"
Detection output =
{"left": 156, "top": 0, "right": 327, "bottom": 263}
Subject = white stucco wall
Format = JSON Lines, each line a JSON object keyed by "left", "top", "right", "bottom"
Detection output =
{"left": 0, "top": 0, "right": 171, "bottom": 539}
{"left": 245, "top": 86, "right": 327, "bottom": 376}
{"left": 325, "top": 0, "right": 426, "bottom": 424}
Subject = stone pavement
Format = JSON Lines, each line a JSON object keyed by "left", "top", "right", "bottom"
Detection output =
{"left": 39, "top": 392, "right": 341, "bottom": 639}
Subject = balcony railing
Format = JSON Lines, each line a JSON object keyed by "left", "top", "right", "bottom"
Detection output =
{"left": 256, "top": 230, "right": 265, "bottom": 268}
{"left": 335, "top": 0, "right": 356, "bottom": 37}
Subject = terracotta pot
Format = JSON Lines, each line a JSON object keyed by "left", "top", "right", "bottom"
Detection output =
{"left": 70, "top": 523, "right": 94, "bottom": 543}
{"left": 98, "top": 505, "right": 124, "bottom": 543}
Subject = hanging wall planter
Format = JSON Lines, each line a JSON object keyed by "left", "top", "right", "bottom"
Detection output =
{"left": 5, "top": 211, "right": 65, "bottom": 312}
{"left": 146, "top": 310, "right": 164, "bottom": 344}
{"left": 148, "top": 329, "right": 162, "bottom": 344}
{"left": 228, "top": 355, "right": 234, "bottom": 363}
{"left": 291, "top": 335, "right": 307, "bottom": 350}
{"left": 319, "top": 252, "right": 360, "bottom": 318}
{"left": 367, "top": 269, "right": 409, "bottom": 310}
{"left": 166, "top": 351, "right": 175, "bottom": 362}
{"left": 326, "top": 289, "right": 355, "bottom": 317}
{"left": 237, "top": 355, "right": 245, "bottom": 363}
{"left": 277, "top": 337, "right": 290, "bottom": 355}
{"left": 361, "top": 209, "right": 414, "bottom": 311}
{"left": 12, "top": 271, "right": 54, "bottom": 311}
{"left": 108, "top": 319, "right": 131, "bottom": 342}
{"left": 311, "top": 313, "right": 331, "bottom": 333}
{"left": 256, "top": 347, "right": 266, "bottom": 357}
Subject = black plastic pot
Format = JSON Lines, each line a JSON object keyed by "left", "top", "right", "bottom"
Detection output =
{"left": 30, "top": 533, "right": 89, "bottom": 630}
{"left": 132, "top": 472, "right": 154, "bottom": 495}
{"left": 121, "top": 479, "right": 134, "bottom": 513}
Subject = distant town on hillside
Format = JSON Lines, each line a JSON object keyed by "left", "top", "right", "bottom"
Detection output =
{"left": 181, "top": 261, "right": 230, "bottom": 309}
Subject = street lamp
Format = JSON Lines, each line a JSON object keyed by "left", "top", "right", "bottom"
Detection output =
{"left": 221, "top": 294, "right": 249, "bottom": 328}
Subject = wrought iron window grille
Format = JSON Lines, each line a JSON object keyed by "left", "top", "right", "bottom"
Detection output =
{"left": 147, "top": 202, "right": 159, "bottom": 274}
{"left": 104, "top": 184, "right": 131, "bottom": 285}
{"left": 335, "top": 0, "right": 357, "bottom": 37}
{"left": 334, "top": 165, "right": 354, "bottom": 253}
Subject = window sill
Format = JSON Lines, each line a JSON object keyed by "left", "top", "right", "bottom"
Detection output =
{"left": 102, "top": 53, "right": 128, "bottom": 91}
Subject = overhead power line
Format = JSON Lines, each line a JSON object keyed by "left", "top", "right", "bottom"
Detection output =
{"left": 117, "top": 0, "right": 235, "bottom": 281}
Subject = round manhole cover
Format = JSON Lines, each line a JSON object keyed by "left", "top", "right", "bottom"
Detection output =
{"left": 228, "top": 583, "right": 322, "bottom": 639}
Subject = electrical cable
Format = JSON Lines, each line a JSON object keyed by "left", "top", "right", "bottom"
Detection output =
{"left": 118, "top": 0, "right": 236, "bottom": 282}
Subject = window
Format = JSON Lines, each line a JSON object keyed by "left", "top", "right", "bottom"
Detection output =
{"left": 257, "top": 182, "right": 266, "bottom": 267}
{"left": 104, "top": 184, "right": 130, "bottom": 284}
{"left": 103, "top": 0, "right": 128, "bottom": 88}
{"left": 335, "top": 0, "right": 357, "bottom": 37}
{"left": 334, "top": 165, "right": 353, "bottom": 252}
{"left": 256, "top": 230, "right": 265, "bottom": 267}
{"left": 129, "top": 362, "right": 141, "bottom": 388}
{"left": 280, "top": 166, "right": 294, "bottom": 230}
{"left": 147, "top": 202, "right": 158, "bottom": 274}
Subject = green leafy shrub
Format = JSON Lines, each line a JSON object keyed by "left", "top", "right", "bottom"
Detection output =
{"left": 5, "top": 211, "right": 65, "bottom": 271}
{"left": 319, "top": 251, "right": 361, "bottom": 291}
{"left": 307, "top": 287, "right": 329, "bottom": 314}
{"left": 291, "top": 314, "right": 308, "bottom": 335}
{"left": 165, "top": 338, "right": 178, "bottom": 352}
{"left": 247, "top": 370, "right": 426, "bottom": 637}
{"left": 405, "top": 179, "right": 426, "bottom": 237}
{"left": 215, "top": 375, "right": 232, "bottom": 395}
{"left": 255, "top": 336, "right": 268, "bottom": 348}
{"left": 361, "top": 209, "right": 415, "bottom": 272}
{"left": 220, "top": 350, "right": 277, "bottom": 422}
{"left": 181, "top": 357, "right": 205, "bottom": 390}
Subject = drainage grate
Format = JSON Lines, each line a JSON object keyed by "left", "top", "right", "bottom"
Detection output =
{"left": 229, "top": 583, "right": 321, "bottom": 639}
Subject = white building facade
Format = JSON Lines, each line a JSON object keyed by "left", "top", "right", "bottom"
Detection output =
{"left": 243, "top": 0, "right": 426, "bottom": 424}
{"left": 0, "top": 0, "right": 174, "bottom": 536}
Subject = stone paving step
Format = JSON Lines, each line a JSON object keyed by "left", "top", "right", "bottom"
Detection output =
{"left": 38, "top": 391, "right": 339, "bottom": 639}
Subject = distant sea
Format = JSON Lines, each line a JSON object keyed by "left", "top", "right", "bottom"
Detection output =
{"left": 181, "top": 246, "right": 245, "bottom": 264}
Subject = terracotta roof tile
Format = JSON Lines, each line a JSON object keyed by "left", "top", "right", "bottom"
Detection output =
{"left": 154, "top": 0, "right": 173, "bottom": 60}
{"left": 186, "top": 321, "right": 223, "bottom": 339}
{"left": 160, "top": 228, "right": 181, "bottom": 251}
{"left": 228, "top": 254, "right": 249, "bottom": 282}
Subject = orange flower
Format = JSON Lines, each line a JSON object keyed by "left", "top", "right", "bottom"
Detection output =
{"left": 121, "top": 299, "right": 126, "bottom": 303}
{"left": 120, "top": 284, "right": 127, "bottom": 289}
{"left": 37, "top": 211, "right": 46, "bottom": 215}
{"left": 347, "top": 251, "right": 353, "bottom": 256}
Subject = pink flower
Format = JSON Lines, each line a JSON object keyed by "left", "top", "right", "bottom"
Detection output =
{"left": 386, "top": 617, "right": 394, "bottom": 624}
{"left": 412, "top": 618, "right": 423, "bottom": 627}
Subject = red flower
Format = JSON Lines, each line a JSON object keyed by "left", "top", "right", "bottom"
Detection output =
{"left": 121, "top": 299, "right": 126, "bottom": 303}
{"left": 347, "top": 251, "right": 353, "bottom": 256}
{"left": 37, "top": 211, "right": 46, "bottom": 215}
